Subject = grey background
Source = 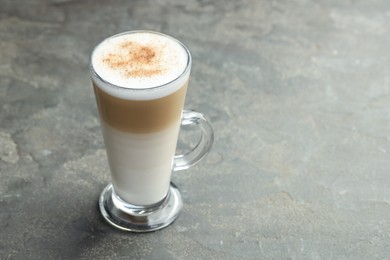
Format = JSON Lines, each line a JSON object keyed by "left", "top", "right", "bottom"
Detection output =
{"left": 1, "top": 0, "right": 390, "bottom": 259}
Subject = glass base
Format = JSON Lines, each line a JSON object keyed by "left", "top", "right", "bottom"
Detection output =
{"left": 99, "top": 183, "right": 183, "bottom": 232}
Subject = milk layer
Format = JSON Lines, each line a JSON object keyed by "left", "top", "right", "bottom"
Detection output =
{"left": 101, "top": 119, "right": 181, "bottom": 205}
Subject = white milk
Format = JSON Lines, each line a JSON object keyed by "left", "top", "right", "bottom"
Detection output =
{"left": 101, "top": 120, "right": 182, "bottom": 205}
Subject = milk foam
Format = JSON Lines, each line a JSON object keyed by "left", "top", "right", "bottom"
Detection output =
{"left": 91, "top": 31, "right": 190, "bottom": 100}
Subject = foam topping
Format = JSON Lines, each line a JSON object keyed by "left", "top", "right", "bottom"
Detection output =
{"left": 92, "top": 32, "right": 188, "bottom": 90}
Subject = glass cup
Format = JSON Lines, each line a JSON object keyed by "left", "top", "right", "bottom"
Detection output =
{"left": 89, "top": 31, "right": 214, "bottom": 232}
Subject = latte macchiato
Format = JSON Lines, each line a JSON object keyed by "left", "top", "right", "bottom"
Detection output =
{"left": 91, "top": 32, "right": 190, "bottom": 205}
{"left": 91, "top": 31, "right": 214, "bottom": 232}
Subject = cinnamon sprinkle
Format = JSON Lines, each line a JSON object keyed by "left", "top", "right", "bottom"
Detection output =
{"left": 102, "top": 40, "right": 164, "bottom": 78}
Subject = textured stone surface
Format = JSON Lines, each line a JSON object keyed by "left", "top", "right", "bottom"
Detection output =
{"left": 1, "top": 0, "right": 390, "bottom": 259}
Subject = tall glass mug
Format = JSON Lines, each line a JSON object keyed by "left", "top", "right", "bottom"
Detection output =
{"left": 89, "top": 31, "right": 214, "bottom": 232}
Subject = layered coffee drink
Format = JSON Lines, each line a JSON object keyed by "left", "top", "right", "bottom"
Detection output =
{"left": 91, "top": 32, "right": 190, "bottom": 205}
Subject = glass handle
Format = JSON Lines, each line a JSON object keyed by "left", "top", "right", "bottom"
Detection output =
{"left": 173, "top": 110, "right": 214, "bottom": 171}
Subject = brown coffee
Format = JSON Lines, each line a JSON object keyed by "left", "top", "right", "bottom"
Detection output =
{"left": 93, "top": 82, "right": 188, "bottom": 134}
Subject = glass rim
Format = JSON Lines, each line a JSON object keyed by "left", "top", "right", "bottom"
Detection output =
{"left": 89, "top": 30, "right": 192, "bottom": 92}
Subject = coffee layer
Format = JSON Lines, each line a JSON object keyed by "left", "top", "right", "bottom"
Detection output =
{"left": 93, "top": 81, "right": 188, "bottom": 134}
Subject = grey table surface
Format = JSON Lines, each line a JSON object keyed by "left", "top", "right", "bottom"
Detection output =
{"left": 1, "top": 0, "right": 390, "bottom": 259}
